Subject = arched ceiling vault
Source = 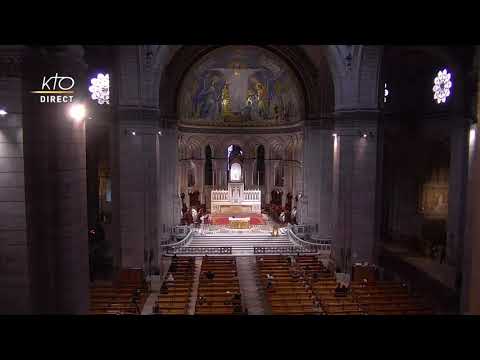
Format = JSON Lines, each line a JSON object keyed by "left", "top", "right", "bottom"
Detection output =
{"left": 115, "top": 45, "right": 386, "bottom": 118}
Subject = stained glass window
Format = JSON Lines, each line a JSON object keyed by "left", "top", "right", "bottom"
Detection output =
{"left": 433, "top": 69, "right": 452, "bottom": 104}
{"left": 88, "top": 73, "right": 110, "bottom": 105}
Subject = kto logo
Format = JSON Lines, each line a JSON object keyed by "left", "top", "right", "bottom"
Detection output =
{"left": 31, "top": 73, "right": 75, "bottom": 103}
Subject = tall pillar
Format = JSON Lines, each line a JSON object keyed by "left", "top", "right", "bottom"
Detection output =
{"left": 157, "top": 126, "right": 177, "bottom": 248}
{"left": 303, "top": 124, "right": 333, "bottom": 237}
{"left": 461, "top": 46, "right": 480, "bottom": 313}
{"left": 265, "top": 159, "right": 272, "bottom": 203}
{"left": 194, "top": 159, "right": 205, "bottom": 203}
{"left": 446, "top": 121, "right": 469, "bottom": 266}
{"left": 117, "top": 111, "right": 158, "bottom": 269}
{"left": 333, "top": 111, "right": 380, "bottom": 269}
{"left": 0, "top": 46, "right": 31, "bottom": 313}
{"left": 462, "top": 122, "right": 480, "bottom": 314}
{"left": 22, "top": 46, "right": 89, "bottom": 313}
{"left": 244, "top": 158, "right": 254, "bottom": 188}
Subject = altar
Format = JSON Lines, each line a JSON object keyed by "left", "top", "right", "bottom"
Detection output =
{"left": 228, "top": 217, "right": 250, "bottom": 229}
{"left": 210, "top": 162, "right": 261, "bottom": 214}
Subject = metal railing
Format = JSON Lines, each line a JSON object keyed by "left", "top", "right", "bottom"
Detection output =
{"left": 290, "top": 224, "right": 333, "bottom": 244}
{"left": 254, "top": 246, "right": 319, "bottom": 254}
{"left": 287, "top": 224, "right": 332, "bottom": 253}
{"left": 160, "top": 227, "right": 194, "bottom": 248}
{"left": 166, "top": 247, "right": 232, "bottom": 255}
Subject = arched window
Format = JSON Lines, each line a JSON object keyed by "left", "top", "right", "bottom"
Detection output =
{"left": 204, "top": 145, "right": 213, "bottom": 185}
{"left": 230, "top": 163, "right": 242, "bottom": 181}
{"left": 256, "top": 145, "right": 265, "bottom": 186}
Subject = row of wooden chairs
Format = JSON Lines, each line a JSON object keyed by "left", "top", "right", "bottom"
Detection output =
{"left": 154, "top": 257, "right": 196, "bottom": 315}
{"left": 349, "top": 280, "right": 433, "bottom": 315}
{"left": 257, "top": 256, "right": 320, "bottom": 315}
{"left": 90, "top": 268, "right": 149, "bottom": 315}
{"left": 292, "top": 256, "right": 365, "bottom": 315}
{"left": 195, "top": 256, "right": 242, "bottom": 315}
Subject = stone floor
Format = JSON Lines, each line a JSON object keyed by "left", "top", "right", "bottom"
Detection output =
{"left": 236, "top": 256, "right": 265, "bottom": 315}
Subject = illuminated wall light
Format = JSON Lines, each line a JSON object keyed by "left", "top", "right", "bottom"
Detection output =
{"left": 158, "top": 131, "right": 162, "bottom": 136}
{"left": 89, "top": 73, "right": 110, "bottom": 105}
{"left": 469, "top": 126, "right": 476, "bottom": 147}
{"left": 0, "top": 109, "right": 7, "bottom": 117}
{"left": 332, "top": 133, "right": 337, "bottom": 138}
{"left": 362, "top": 133, "right": 368, "bottom": 138}
{"left": 131, "top": 131, "right": 136, "bottom": 136}
{"left": 68, "top": 103, "right": 87, "bottom": 122}
{"left": 433, "top": 69, "right": 452, "bottom": 104}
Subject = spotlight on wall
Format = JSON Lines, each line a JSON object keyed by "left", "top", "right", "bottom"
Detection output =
{"left": 359, "top": 131, "right": 375, "bottom": 139}
{"left": 158, "top": 130, "right": 162, "bottom": 136}
{"left": 131, "top": 130, "right": 136, "bottom": 136}
{"left": 469, "top": 126, "right": 476, "bottom": 147}
{"left": 68, "top": 103, "right": 87, "bottom": 123}
{"left": 0, "top": 109, "right": 7, "bottom": 117}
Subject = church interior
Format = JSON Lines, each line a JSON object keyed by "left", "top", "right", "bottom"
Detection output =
{"left": 1, "top": 44, "right": 480, "bottom": 315}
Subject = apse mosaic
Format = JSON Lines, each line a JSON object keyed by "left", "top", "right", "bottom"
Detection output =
{"left": 178, "top": 46, "right": 303, "bottom": 127}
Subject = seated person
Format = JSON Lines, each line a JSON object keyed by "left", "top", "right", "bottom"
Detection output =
{"left": 233, "top": 303, "right": 243, "bottom": 314}
{"left": 224, "top": 291, "right": 232, "bottom": 305}
{"left": 266, "top": 273, "right": 274, "bottom": 289}
{"left": 198, "top": 295, "right": 207, "bottom": 305}
{"left": 160, "top": 282, "right": 169, "bottom": 294}
{"left": 232, "top": 292, "right": 242, "bottom": 306}
{"left": 133, "top": 288, "right": 142, "bottom": 300}
{"left": 166, "top": 273, "right": 175, "bottom": 282}
{"left": 335, "top": 283, "right": 346, "bottom": 297}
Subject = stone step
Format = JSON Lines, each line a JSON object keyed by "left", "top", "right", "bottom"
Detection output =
{"left": 192, "top": 235, "right": 288, "bottom": 241}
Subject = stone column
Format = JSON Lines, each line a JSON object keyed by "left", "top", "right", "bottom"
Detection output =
{"left": 221, "top": 159, "right": 228, "bottom": 187}
{"left": 194, "top": 159, "right": 205, "bottom": 203}
{"left": 303, "top": 124, "right": 333, "bottom": 237}
{"left": 446, "top": 121, "right": 469, "bottom": 266}
{"left": 461, "top": 47, "right": 480, "bottom": 313}
{"left": 0, "top": 46, "right": 31, "bottom": 313}
{"left": 212, "top": 159, "right": 223, "bottom": 189}
{"left": 117, "top": 110, "right": 158, "bottom": 269}
{"left": 265, "top": 158, "right": 272, "bottom": 203}
{"left": 157, "top": 126, "right": 177, "bottom": 248}
{"left": 244, "top": 158, "right": 254, "bottom": 188}
{"left": 462, "top": 122, "right": 480, "bottom": 314}
{"left": 22, "top": 46, "right": 89, "bottom": 314}
{"left": 333, "top": 111, "right": 380, "bottom": 269}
